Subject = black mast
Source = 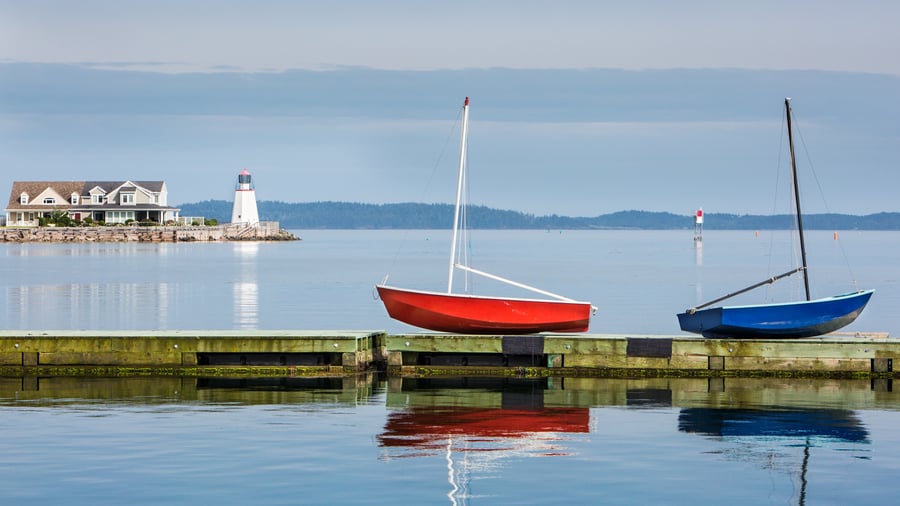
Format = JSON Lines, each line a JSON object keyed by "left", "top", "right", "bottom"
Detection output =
{"left": 785, "top": 97, "right": 811, "bottom": 301}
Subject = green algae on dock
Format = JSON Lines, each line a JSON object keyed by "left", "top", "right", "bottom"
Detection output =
{"left": 1, "top": 330, "right": 896, "bottom": 379}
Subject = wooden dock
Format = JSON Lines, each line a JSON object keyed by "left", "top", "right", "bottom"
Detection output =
{"left": 0, "top": 330, "right": 896, "bottom": 379}
{"left": 384, "top": 332, "right": 897, "bottom": 379}
{"left": 0, "top": 330, "right": 381, "bottom": 377}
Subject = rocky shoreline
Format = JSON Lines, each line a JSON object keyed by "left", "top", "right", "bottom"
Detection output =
{"left": 0, "top": 222, "right": 299, "bottom": 243}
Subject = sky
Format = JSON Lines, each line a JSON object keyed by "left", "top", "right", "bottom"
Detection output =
{"left": 1, "top": 1, "right": 899, "bottom": 216}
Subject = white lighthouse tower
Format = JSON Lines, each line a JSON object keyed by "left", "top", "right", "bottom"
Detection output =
{"left": 231, "top": 168, "right": 259, "bottom": 225}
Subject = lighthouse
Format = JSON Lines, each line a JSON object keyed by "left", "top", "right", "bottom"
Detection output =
{"left": 230, "top": 168, "right": 259, "bottom": 225}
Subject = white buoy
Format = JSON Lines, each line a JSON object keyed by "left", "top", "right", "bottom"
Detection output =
{"left": 230, "top": 168, "right": 260, "bottom": 225}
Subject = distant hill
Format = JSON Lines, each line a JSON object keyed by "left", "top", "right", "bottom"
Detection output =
{"left": 178, "top": 200, "right": 900, "bottom": 230}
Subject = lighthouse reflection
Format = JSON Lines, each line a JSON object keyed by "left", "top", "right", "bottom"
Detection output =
{"left": 233, "top": 241, "right": 259, "bottom": 329}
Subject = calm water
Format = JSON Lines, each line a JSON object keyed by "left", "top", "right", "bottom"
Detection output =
{"left": 1, "top": 230, "right": 899, "bottom": 505}
{"left": 1, "top": 229, "right": 897, "bottom": 334}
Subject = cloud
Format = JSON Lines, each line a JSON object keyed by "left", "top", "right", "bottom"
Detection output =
{"left": 1, "top": 64, "right": 898, "bottom": 215}
{"left": 3, "top": 2, "right": 900, "bottom": 74}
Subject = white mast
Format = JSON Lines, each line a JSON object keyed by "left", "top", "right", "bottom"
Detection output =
{"left": 447, "top": 97, "right": 470, "bottom": 293}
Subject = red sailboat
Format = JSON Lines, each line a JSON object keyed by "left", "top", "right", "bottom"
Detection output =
{"left": 376, "top": 97, "right": 595, "bottom": 334}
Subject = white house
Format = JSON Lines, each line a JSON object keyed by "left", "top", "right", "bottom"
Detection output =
{"left": 4, "top": 180, "right": 180, "bottom": 227}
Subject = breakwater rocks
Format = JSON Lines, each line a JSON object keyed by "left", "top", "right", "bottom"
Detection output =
{"left": 0, "top": 222, "right": 299, "bottom": 243}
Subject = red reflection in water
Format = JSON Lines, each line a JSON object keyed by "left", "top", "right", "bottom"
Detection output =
{"left": 378, "top": 407, "right": 590, "bottom": 451}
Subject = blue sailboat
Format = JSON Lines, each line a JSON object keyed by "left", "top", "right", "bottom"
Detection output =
{"left": 677, "top": 98, "right": 873, "bottom": 339}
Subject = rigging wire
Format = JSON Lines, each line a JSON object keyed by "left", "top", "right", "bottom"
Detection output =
{"left": 380, "top": 103, "right": 465, "bottom": 285}
{"left": 765, "top": 108, "right": 786, "bottom": 302}
{"left": 766, "top": 105, "right": 803, "bottom": 302}
{"left": 765, "top": 102, "right": 848, "bottom": 303}
{"left": 791, "top": 109, "right": 860, "bottom": 291}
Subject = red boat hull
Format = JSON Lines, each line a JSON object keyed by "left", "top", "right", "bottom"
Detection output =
{"left": 376, "top": 285, "right": 592, "bottom": 334}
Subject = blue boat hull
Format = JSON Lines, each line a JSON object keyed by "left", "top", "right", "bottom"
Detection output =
{"left": 677, "top": 290, "right": 874, "bottom": 339}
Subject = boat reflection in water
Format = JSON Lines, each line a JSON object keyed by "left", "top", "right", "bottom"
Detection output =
{"left": 379, "top": 378, "right": 589, "bottom": 453}
{"left": 678, "top": 407, "right": 869, "bottom": 442}
{"left": 379, "top": 378, "right": 590, "bottom": 505}
{"left": 679, "top": 406, "right": 870, "bottom": 506}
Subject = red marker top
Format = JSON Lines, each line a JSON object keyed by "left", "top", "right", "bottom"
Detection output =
{"left": 464, "top": 97, "right": 469, "bottom": 106}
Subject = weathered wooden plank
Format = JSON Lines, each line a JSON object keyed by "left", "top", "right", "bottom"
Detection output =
{"left": 726, "top": 357, "right": 871, "bottom": 372}
{"left": 39, "top": 352, "right": 184, "bottom": 366}
{"left": 544, "top": 336, "right": 626, "bottom": 355}
{"left": 0, "top": 352, "right": 22, "bottom": 365}
{"left": 668, "top": 354, "right": 710, "bottom": 370}
{"left": 386, "top": 334, "right": 504, "bottom": 354}
{"left": 0, "top": 332, "right": 381, "bottom": 373}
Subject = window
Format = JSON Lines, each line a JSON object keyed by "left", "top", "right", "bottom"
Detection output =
{"left": 43, "top": 197, "right": 56, "bottom": 204}
{"left": 91, "top": 194, "right": 104, "bottom": 204}
{"left": 71, "top": 193, "right": 79, "bottom": 205}
{"left": 120, "top": 193, "right": 135, "bottom": 205}
{"left": 20, "top": 193, "right": 28, "bottom": 204}
{"left": 106, "top": 210, "right": 134, "bottom": 223}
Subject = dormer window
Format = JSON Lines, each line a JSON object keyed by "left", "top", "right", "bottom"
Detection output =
{"left": 43, "top": 197, "right": 56, "bottom": 205}
{"left": 120, "top": 193, "right": 135, "bottom": 205}
{"left": 20, "top": 193, "right": 29, "bottom": 204}
{"left": 91, "top": 194, "right": 103, "bottom": 204}
{"left": 71, "top": 193, "right": 79, "bottom": 205}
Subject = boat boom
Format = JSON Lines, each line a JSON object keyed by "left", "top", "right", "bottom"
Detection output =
{"left": 454, "top": 263, "right": 580, "bottom": 303}
{"left": 687, "top": 267, "right": 806, "bottom": 313}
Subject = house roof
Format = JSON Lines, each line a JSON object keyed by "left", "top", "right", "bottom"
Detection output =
{"left": 6, "top": 181, "right": 84, "bottom": 210}
{"left": 83, "top": 181, "right": 165, "bottom": 193}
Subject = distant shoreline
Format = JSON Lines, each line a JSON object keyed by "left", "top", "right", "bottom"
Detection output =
{"left": 177, "top": 200, "right": 900, "bottom": 231}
